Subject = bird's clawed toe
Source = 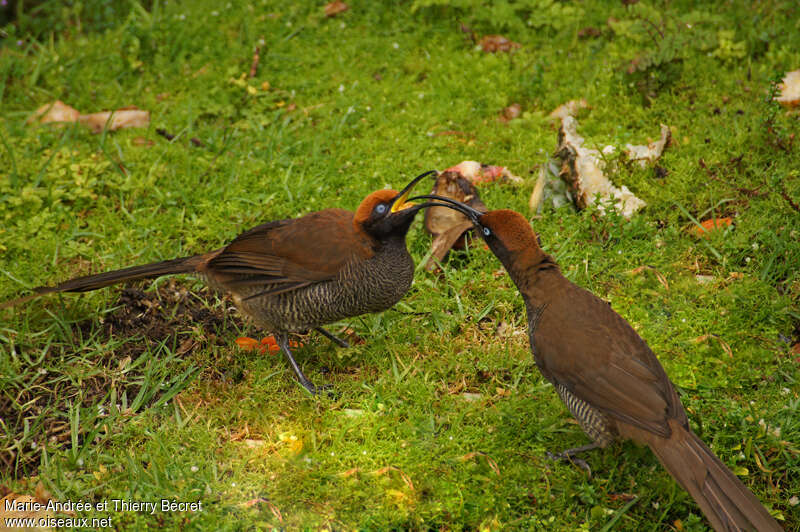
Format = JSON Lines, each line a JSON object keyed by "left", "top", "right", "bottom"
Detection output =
{"left": 546, "top": 450, "right": 592, "bottom": 476}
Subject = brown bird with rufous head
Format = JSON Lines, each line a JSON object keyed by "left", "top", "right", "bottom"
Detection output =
{"left": 3, "top": 171, "right": 448, "bottom": 395}
{"left": 412, "top": 196, "right": 782, "bottom": 532}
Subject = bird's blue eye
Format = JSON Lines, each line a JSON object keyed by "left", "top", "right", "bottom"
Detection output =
{"left": 375, "top": 204, "right": 387, "bottom": 214}
{"left": 482, "top": 227, "right": 491, "bottom": 236}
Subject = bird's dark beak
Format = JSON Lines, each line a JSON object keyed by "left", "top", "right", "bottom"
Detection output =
{"left": 390, "top": 170, "right": 438, "bottom": 213}
{"left": 407, "top": 194, "right": 484, "bottom": 225}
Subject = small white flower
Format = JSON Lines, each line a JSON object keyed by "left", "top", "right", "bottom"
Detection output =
{"left": 392, "top": 42, "right": 399, "bottom": 49}
{"left": 231, "top": 482, "right": 236, "bottom": 487}
{"left": 191, "top": 465, "right": 198, "bottom": 472}
{"left": 745, "top": 257, "right": 751, "bottom": 263}
{"left": 179, "top": 14, "right": 186, "bottom": 20}
{"left": 77, "top": 458, "right": 84, "bottom": 467}
{"left": 211, "top": 10, "right": 219, "bottom": 16}
{"left": 362, "top": 450, "right": 367, "bottom": 455}
{"left": 338, "top": 84, "right": 345, "bottom": 93}
{"left": 330, "top": 451, "right": 335, "bottom": 456}
{"left": 789, "top": 495, "right": 799, "bottom": 506}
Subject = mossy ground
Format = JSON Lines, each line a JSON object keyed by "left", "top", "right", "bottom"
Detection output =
{"left": 1, "top": 1, "right": 799, "bottom": 530}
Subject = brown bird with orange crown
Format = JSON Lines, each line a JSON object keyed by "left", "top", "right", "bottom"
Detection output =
{"left": 412, "top": 195, "right": 782, "bottom": 532}
{"left": 3, "top": 171, "right": 447, "bottom": 394}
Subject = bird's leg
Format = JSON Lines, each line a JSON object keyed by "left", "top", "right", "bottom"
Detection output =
{"left": 546, "top": 442, "right": 600, "bottom": 476}
{"left": 276, "top": 332, "right": 328, "bottom": 395}
{"left": 314, "top": 327, "right": 350, "bottom": 348}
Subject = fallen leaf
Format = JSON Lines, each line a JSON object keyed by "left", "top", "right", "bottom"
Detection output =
{"left": 27, "top": 100, "right": 80, "bottom": 125}
{"left": 690, "top": 217, "right": 732, "bottom": 237}
{"left": 242, "top": 439, "right": 267, "bottom": 448}
{"left": 479, "top": 35, "right": 521, "bottom": 53}
{"left": 556, "top": 116, "right": 646, "bottom": 218}
{"left": 775, "top": 69, "right": 800, "bottom": 107}
{"left": 175, "top": 338, "right": 196, "bottom": 356}
{"left": 324, "top": 1, "right": 348, "bottom": 17}
{"left": 499, "top": 103, "right": 522, "bottom": 122}
{"left": 79, "top": 108, "right": 150, "bottom": 133}
{"left": 624, "top": 124, "right": 672, "bottom": 168}
{"left": 29, "top": 101, "right": 150, "bottom": 133}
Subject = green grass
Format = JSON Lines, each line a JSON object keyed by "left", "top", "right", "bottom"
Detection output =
{"left": 1, "top": 0, "right": 799, "bottom": 529}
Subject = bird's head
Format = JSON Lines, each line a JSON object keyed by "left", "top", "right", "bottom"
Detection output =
{"left": 406, "top": 194, "right": 547, "bottom": 277}
{"left": 354, "top": 170, "right": 440, "bottom": 239}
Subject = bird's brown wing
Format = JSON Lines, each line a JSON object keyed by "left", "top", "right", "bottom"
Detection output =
{"left": 205, "top": 208, "right": 373, "bottom": 297}
{"left": 535, "top": 280, "right": 683, "bottom": 438}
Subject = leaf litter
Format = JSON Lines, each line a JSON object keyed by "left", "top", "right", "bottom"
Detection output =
{"left": 28, "top": 101, "right": 150, "bottom": 133}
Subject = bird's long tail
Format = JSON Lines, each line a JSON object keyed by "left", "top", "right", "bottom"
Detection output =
{"left": 1, "top": 254, "right": 209, "bottom": 309}
{"left": 644, "top": 419, "right": 782, "bottom": 531}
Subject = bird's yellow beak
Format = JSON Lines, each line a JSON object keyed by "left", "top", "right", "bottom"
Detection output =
{"left": 390, "top": 170, "right": 436, "bottom": 213}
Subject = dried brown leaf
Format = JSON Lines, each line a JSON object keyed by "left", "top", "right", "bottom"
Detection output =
{"left": 324, "top": 1, "right": 349, "bottom": 17}
{"left": 479, "top": 35, "right": 521, "bottom": 53}
{"left": 27, "top": 100, "right": 80, "bottom": 125}
{"left": 499, "top": 103, "right": 522, "bottom": 122}
{"left": 79, "top": 108, "right": 150, "bottom": 133}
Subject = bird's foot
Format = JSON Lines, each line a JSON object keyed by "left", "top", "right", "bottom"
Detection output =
{"left": 302, "top": 381, "right": 338, "bottom": 398}
{"left": 545, "top": 443, "right": 600, "bottom": 476}
{"left": 277, "top": 332, "right": 338, "bottom": 398}
{"left": 546, "top": 451, "right": 592, "bottom": 476}
{"left": 314, "top": 327, "right": 350, "bottom": 348}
